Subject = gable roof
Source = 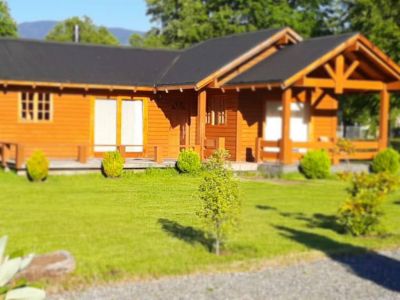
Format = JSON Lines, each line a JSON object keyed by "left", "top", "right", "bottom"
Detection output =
{"left": 227, "top": 33, "right": 358, "bottom": 86}
{"left": 0, "top": 38, "right": 180, "bottom": 87}
{"left": 156, "top": 28, "right": 287, "bottom": 86}
{"left": 0, "top": 28, "right": 299, "bottom": 89}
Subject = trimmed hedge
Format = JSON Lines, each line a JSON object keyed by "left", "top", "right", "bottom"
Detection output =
{"left": 176, "top": 149, "right": 201, "bottom": 174}
{"left": 371, "top": 148, "right": 400, "bottom": 174}
{"left": 102, "top": 151, "right": 125, "bottom": 178}
{"left": 26, "top": 150, "right": 49, "bottom": 182}
{"left": 299, "top": 150, "right": 331, "bottom": 179}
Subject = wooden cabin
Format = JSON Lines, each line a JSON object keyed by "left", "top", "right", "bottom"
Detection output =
{"left": 0, "top": 27, "right": 399, "bottom": 170}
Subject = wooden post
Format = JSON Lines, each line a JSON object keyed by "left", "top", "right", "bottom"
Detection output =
{"left": 335, "top": 55, "right": 345, "bottom": 94}
{"left": 154, "top": 146, "right": 163, "bottom": 163}
{"left": 255, "top": 137, "right": 262, "bottom": 163}
{"left": 16, "top": 144, "right": 25, "bottom": 170}
{"left": 217, "top": 137, "right": 225, "bottom": 150}
{"left": 1, "top": 144, "right": 8, "bottom": 169}
{"left": 280, "top": 88, "right": 292, "bottom": 165}
{"left": 118, "top": 145, "right": 126, "bottom": 157}
{"left": 197, "top": 90, "right": 207, "bottom": 160}
{"left": 379, "top": 85, "right": 390, "bottom": 150}
{"left": 78, "top": 145, "right": 89, "bottom": 163}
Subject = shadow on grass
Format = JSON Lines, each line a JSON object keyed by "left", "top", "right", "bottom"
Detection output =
{"left": 275, "top": 225, "right": 400, "bottom": 292}
{"left": 394, "top": 200, "right": 400, "bottom": 205}
{"left": 279, "top": 212, "right": 344, "bottom": 234}
{"left": 255, "top": 205, "right": 277, "bottom": 211}
{"left": 158, "top": 218, "right": 213, "bottom": 251}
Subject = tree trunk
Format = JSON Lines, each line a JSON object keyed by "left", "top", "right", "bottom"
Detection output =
{"left": 215, "top": 238, "right": 220, "bottom": 256}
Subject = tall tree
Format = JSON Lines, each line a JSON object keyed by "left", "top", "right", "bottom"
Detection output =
{"left": 134, "top": 0, "right": 329, "bottom": 49}
{"left": 345, "top": 0, "right": 400, "bottom": 63}
{"left": 46, "top": 16, "right": 119, "bottom": 45}
{"left": 0, "top": 0, "right": 18, "bottom": 37}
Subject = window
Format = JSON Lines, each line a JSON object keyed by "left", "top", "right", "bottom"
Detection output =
{"left": 20, "top": 92, "right": 52, "bottom": 122}
{"left": 206, "top": 98, "right": 226, "bottom": 125}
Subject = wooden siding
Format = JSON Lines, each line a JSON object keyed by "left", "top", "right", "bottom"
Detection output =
{"left": 0, "top": 88, "right": 91, "bottom": 158}
{"left": 205, "top": 91, "right": 238, "bottom": 160}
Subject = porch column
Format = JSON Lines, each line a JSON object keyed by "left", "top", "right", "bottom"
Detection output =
{"left": 379, "top": 84, "right": 390, "bottom": 150}
{"left": 280, "top": 88, "right": 292, "bottom": 164}
{"left": 197, "top": 90, "right": 207, "bottom": 159}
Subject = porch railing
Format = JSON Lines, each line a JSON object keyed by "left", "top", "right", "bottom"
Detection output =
{"left": 256, "top": 138, "right": 379, "bottom": 164}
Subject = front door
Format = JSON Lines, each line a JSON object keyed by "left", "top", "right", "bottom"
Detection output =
{"left": 265, "top": 100, "right": 309, "bottom": 152}
{"left": 121, "top": 100, "right": 144, "bottom": 153}
{"left": 94, "top": 99, "right": 117, "bottom": 152}
{"left": 94, "top": 98, "right": 144, "bottom": 154}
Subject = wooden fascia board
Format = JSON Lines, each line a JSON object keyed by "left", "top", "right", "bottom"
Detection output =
{"left": 215, "top": 46, "right": 278, "bottom": 88}
{"left": 195, "top": 27, "right": 302, "bottom": 90}
{"left": 219, "top": 82, "right": 281, "bottom": 90}
{"left": 355, "top": 40, "right": 400, "bottom": 80}
{"left": 388, "top": 81, "right": 400, "bottom": 91}
{"left": 282, "top": 34, "right": 361, "bottom": 88}
{"left": 0, "top": 79, "right": 154, "bottom": 92}
{"left": 357, "top": 35, "right": 400, "bottom": 77}
{"left": 155, "top": 84, "right": 196, "bottom": 91}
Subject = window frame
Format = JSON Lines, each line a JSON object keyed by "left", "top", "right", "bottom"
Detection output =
{"left": 19, "top": 91, "right": 53, "bottom": 123}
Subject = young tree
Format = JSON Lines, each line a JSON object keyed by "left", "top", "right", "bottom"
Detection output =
{"left": 0, "top": 0, "right": 18, "bottom": 37}
{"left": 197, "top": 150, "right": 240, "bottom": 255}
{"left": 46, "top": 16, "right": 119, "bottom": 45}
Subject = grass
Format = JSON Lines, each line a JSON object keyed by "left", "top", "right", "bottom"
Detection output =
{"left": 0, "top": 169, "right": 400, "bottom": 287}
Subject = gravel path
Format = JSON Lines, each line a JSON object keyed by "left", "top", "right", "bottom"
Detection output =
{"left": 52, "top": 249, "right": 400, "bottom": 300}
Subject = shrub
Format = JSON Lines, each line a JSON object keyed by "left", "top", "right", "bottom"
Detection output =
{"left": 338, "top": 172, "right": 399, "bottom": 236}
{"left": 371, "top": 148, "right": 400, "bottom": 174}
{"left": 102, "top": 151, "right": 125, "bottom": 178}
{"left": 197, "top": 168, "right": 240, "bottom": 255}
{"left": 204, "top": 149, "right": 230, "bottom": 171}
{"left": 176, "top": 149, "right": 201, "bottom": 174}
{"left": 299, "top": 150, "right": 331, "bottom": 179}
{"left": 26, "top": 151, "right": 49, "bottom": 182}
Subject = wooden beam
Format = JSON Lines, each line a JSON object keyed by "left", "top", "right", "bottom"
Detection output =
{"left": 283, "top": 34, "right": 360, "bottom": 88}
{"left": 388, "top": 81, "right": 400, "bottom": 91}
{"left": 216, "top": 46, "right": 278, "bottom": 87}
{"left": 379, "top": 85, "right": 390, "bottom": 150}
{"left": 345, "top": 52, "right": 384, "bottom": 79}
{"left": 323, "top": 63, "right": 336, "bottom": 79}
{"left": 344, "top": 60, "right": 360, "bottom": 79}
{"left": 280, "top": 88, "right": 292, "bottom": 165}
{"left": 357, "top": 36, "right": 400, "bottom": 78}
{"left": 295, "top": 77, "right": 384, "bottom": 91}
{"left": 197, "top": 90, "right": 207, "bottom": 160}
{"left": 335, "top": 55, "right": 345, "bottom": 94}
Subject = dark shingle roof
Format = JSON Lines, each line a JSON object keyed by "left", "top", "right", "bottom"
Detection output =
{"left": 0, "top": 31, "right": 360, "bottom": 88}
{"left": 228, "top": 33, "right": 358, "bottom": 85}
{"left": 0, "top": 38, "right": 180, "bottom": 86}
{"left": 157, "top": 28, "right": 284, "bottom": 85}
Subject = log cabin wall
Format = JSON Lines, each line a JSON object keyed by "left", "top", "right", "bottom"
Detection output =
{"left": 149, "top": 90, "right": 197, "bottom": 159}
{"left": 205, "top": 90, "right": 239, "bottom": 160}
{"left": 0, "top": 87, "right": 195, "bottom": 161}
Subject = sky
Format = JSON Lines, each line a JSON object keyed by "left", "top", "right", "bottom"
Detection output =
{"left": 7, "top": 0, "right": 152, "bottom": 31}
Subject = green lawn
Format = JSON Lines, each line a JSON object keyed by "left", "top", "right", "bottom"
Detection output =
{"left": 1, "top": 169, "right": 400, "bottom": 286}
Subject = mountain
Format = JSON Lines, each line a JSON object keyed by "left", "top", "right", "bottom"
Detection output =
{"left": 18, "top": 21, "right": 144, "bottom": 45}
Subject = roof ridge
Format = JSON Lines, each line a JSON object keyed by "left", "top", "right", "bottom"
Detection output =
{"left": 0, "top": 36, "right": 182, "bottom": 53}
{"left": 181, "top": 27, "right": 285, "bottom": 51}
{"left": 302, "top": 32, "right": 359, "bottom": 42}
